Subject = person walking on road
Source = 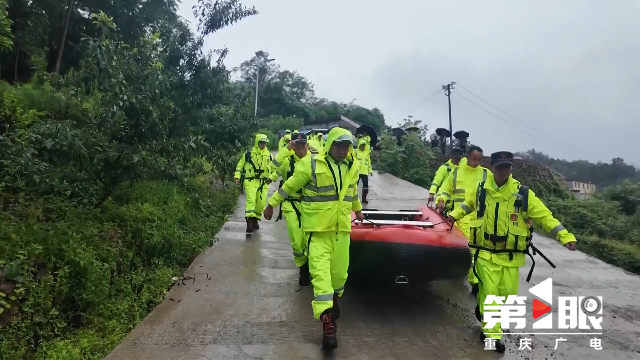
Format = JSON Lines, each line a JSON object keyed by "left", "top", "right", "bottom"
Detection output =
{"left": 436, "top": 145, "right": 490, "bottom": 294}
{"left": 263, "top": 127, "right": 364, "bottom": 350}
{"left": 271, "top": 132, "right": 312, "bottom": 286}
{"left": 234, "top": 133, "right": 276, "bottom": 233}
{"left": 447, "top": 151, "right": 577, "bottom": 353}
{"left": 356, "top": 139, "right": 372, "bottom": 204}
{"left": 428, "top": 147, "right": 464, "bottom": 205}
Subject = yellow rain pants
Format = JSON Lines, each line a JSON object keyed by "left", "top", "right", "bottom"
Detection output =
{"left": 475, "top": 257, "right": 520, "bottom": 340}
{"left": 308, "top": 231, "right": 350, "bottom": 319}
{"left": 455, "top": 218, "right": 478, "bottom": 286}
{"left": 244, "top": 179, "right": 269, "bottom": 218}
{"left": 282, "top": 201, "right": 307, "bottom": 267}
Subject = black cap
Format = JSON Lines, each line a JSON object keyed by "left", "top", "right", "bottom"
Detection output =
{"left": 451, "top": 147, "right": 464, "bottom": 156}
{"left": 491, "top": 151, "right": 514, "bottom": 166}
{"left": 291, "top": 132, "right": 307, "bottom": 143}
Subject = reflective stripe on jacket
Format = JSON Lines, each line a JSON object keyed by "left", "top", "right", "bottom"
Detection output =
{"left": 450, "top": 174, "right": 576, "bottom": 267}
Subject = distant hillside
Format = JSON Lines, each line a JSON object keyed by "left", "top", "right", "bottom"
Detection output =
{"left": 515, "top": 149, "right": 639, "bottom": 188}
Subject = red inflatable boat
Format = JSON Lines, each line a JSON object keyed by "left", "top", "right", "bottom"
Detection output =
{"left": 349, "top": 205, "right": 472, "bottom": 284}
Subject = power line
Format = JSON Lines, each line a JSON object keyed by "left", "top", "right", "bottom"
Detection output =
{"left": 453, "top": 92, "right": 581, "bottom": 158}
{"left": 455, "top": 83, "right": 584, "bottom": 155}
{"left": 407, "top": 89, "right": 443, "bottom": 115}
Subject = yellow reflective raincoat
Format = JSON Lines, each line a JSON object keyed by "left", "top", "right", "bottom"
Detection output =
{"left": 271, "top": 146, "right": 311, "bottom": 267}
{"left": 356, "top": 139, "right": 371, "bottom": 175}
{"left": 450, "top": 173, "right": 576, "bottom": 340}
{"left": 234, "top": 134, "right": 277, "bottom": 219}
{"left": 268, "top": 127, "right": 362, "bottom": 318}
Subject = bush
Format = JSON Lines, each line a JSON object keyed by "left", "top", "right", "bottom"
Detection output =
{"left": 0, "top": 180, "right": 238, "bottom": 359}
{"left": 373, "top": 132, "right": 435, "bottom": 188}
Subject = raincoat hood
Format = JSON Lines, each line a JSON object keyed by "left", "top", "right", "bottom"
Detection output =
{"left": 323, "top": 127, "right": 356, "bottom": 159}
{"left": 254, "top": 133, "right": 269, "bottom": 150}
{"left": 357, "top": 139, "right": 368, "bottom": 151}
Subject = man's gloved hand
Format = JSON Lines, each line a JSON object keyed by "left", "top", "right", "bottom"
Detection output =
{"left": 263, "top": 205, "right": 274, "bottom": 220}
{"left": 355, "top": 211, "right": 364, "bottom": 222}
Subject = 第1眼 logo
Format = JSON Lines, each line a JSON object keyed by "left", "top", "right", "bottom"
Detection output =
{"left": 483, "top": 277, "right": 604, "bottom": 333}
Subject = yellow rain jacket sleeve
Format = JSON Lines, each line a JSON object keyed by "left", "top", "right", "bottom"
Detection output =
{"left": 269, "top": 156, "right": 312, "bottom": 208}
{"left": 435, "top": 170, "right": 454, "bottom": 204}
{"left": 526, "top": 191, "right": 577, "bottom": 245}
{"left": 234, "top": 153, "right": 247, "bottom": 180}
{"left": 272, "top": 147, "right": 291, "bottom": 177}
{"left": 429, "top": 161, "right": 453, "bottom": 194}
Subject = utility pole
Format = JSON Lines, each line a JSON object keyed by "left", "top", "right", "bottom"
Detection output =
{"left": 253, "top": 50, "right": 275, "bottom": 117}
{"left": 442, "top": 82, "right": 456, "bottom": 151}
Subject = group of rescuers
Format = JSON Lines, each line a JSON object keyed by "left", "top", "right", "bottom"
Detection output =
{"left": 234, "top": 127, "right": 577, "bottom": 352}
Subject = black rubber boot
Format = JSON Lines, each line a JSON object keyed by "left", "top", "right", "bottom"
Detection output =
{"left": 475, "top": 304, "right": 482, "bottom": 322}
{"left": 320, "top": 309, "right": 337, "bottom": 350}
{"left": 495, "top": 340, "right": 506, "bottom": 353}
{"left": 332, "top": 293, "right": 340, "bottom": 320}
{"left": 245, "top": 217, "right": 254, "bottom": 233}
{"left": 253, "top": 217, "right": 259, "bottom": 230}
{"left": 362, "top": 189, "right": 369, "bottom": 204}
{"left": 298, "top": 263, "right": 310, "bottom": 286}
{"left": 471, "top": 283, "right": 479, "bottom": 296}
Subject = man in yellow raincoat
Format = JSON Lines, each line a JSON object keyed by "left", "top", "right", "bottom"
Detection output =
{"left": 428, "top": 147, "right": 464, "bottom": 205}
{"left": 448, "top": 151, "right": 577, "bottom": 353}
{"left": 234, "top": 133, "right": 277, "bottom": 233}
{"left": 271, "top": 132, "right": 312, "bottom": 285}
{"left": 279, "top": 130, "right": 292, "bottom": 151}
{"left": 264, "top": 127, "right": 364, "bottom": 350}
{"left": 356, "top": 139, "right": 372, "bottom": 203}
{"left": 436, "top": 145, "right": 490, "bottom": 293}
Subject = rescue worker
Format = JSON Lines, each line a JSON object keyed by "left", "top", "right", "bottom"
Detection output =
{"left": 448, "top": 151, "right": 577, "bottom": 353}
{"left": 428, "top": 147, "right": 465, "bottom": 205}
{"left": 356, "top": 139, "right": 372, "bottom": 204}
{"left": 316, "top": 132, "right": 324, "bottom": 150}
{"left": 308, "top": 131, "right": 321, "bottom": 155}
{"left": 436, "top": 145, "right": 490, "bottom": 293}
{"left": 279, "top": 130, "right": 292, "bottom": 151}
{"left": 234, "top": 133, "right": 277, "bottom": 233}
{"left": 271, "top": 132, "right": 312, "bottom": 286}
{"left": 263, "top": 127, "right": 364, "bottom": 350}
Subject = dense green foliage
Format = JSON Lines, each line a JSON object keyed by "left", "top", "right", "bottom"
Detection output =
{"left": 375, "top": 130, "right": 640, "bottom": 275}
{"left": 0, "top": 1, "right": 260, "bottom": 358}
{"left": 1, "top": 180, "right": 238, "bottom": 359}
{"left": 517, "top": 149, "right": 640, "bottom": 187}
{"left": 234, "top": 51, "right": 387, "bottom": 133}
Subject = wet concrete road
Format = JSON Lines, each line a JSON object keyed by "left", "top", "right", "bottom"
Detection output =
{"left": 106, "top": 172, "right": 640, "bottom": 360}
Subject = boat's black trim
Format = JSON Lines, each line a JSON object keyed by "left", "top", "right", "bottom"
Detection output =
{"left": 348, "top": 241, "right": 472, "bottom": 284}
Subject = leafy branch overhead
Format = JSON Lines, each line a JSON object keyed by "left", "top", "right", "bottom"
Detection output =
{"left": 193, "top": 0, "right": 258, "bottom": 37}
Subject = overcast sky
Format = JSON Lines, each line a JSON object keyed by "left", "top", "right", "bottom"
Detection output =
{"left": 177, "top": 0, "right": 639, "bottom": 164}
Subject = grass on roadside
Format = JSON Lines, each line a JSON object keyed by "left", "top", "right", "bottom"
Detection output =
{"left": 0, "top": 178, "right": 238, "bottom": 359}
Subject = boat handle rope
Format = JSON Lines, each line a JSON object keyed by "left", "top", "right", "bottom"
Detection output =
{"left": 352, "top": 217, "right": 453, "bottom": 228}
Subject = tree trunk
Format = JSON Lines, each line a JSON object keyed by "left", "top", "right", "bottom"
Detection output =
{"left": 53, "top": 0, "right": 75, "bottom": 74}
{"left": 13, "top": 49, "right": 19, "bottom": 83}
